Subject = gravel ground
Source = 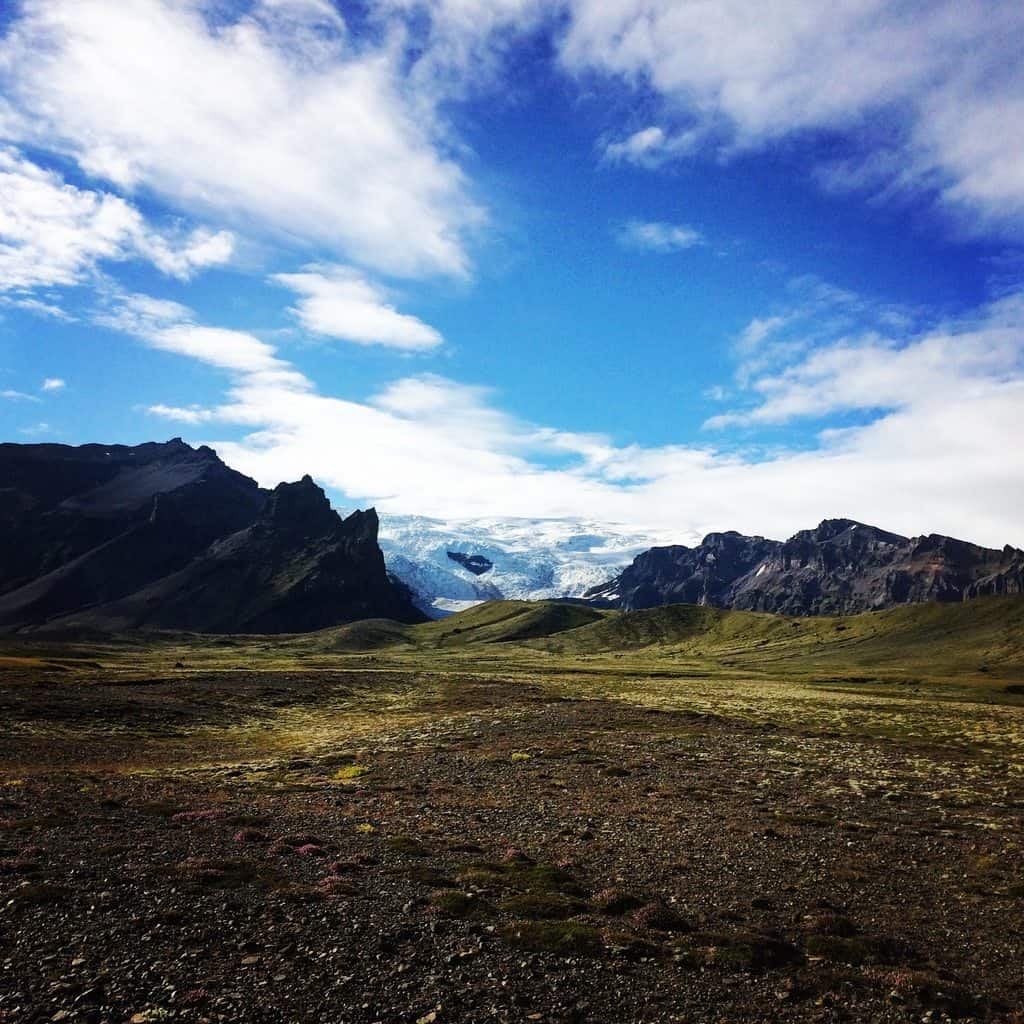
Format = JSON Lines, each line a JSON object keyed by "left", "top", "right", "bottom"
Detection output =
{"left": 1, "top": 675, "right": 1023, "bottom": 1023}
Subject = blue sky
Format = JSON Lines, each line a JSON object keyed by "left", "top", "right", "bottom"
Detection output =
{"left": 1, "top": 0, "right": 1023, "bottom": 546}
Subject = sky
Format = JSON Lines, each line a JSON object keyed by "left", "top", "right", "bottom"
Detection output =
{"left": 1, "top": 0, "right": 1024, "bottom": 547}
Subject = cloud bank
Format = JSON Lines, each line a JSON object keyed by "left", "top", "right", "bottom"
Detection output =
{"left": 103, "top": 285, "right": 1024, "bottom": 549}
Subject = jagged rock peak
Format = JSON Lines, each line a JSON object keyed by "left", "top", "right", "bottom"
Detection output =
{"left": 0, "top": 441, "right": 424, "bottom": 632}
{"left": 262, "top": 475, "right": 337, "bottom": 532}
{"left": 340, "top": 506, "right": 381, "bottom": 542}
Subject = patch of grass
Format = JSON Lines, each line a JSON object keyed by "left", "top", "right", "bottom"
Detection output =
{"left": 604, "top": 932, "right": 664, "bottom": 962}
{"left": 431, "top": 891, "right": 494, "bottom": 920}
{"left": 386, "top": 835, "right": 430, "bottom": 857}
{"left": 805, "top": 933, "right": 909, "bottom": 966}
{"left": 137, "top": 799, "right": 183, "bottom": 818}
{"left": 163, "top": 857, "right": 284, "bottom": 891}
{"left": 0, "top": 815, "right": 63, "bottom": 833}
{"left": 632, "top": 901, "right": 692, "bottom": 933}
{"left": 7, "top": 881, "right": 67, "bottom": 907}
{"left": 171, "top": 809, "right": 231, "bottom": 824}
{"left": 403, "top": 864, "right": 454, "bottom": 887}
{"left": 457, "top": 860, "right": 585, "bottom": 896}
{"left": 593, "top": 888, "right": 644, "bottom": 916}
{"left": 232, "top": 827, "right": 269, "bottom": 843}
{"left": 333, "top": 764, "right": 370, "bottom": 781}
{"left": 273, "top": 833, "right": 327, "bottom": 849}
{"left": 318, "top": 876, "right": 356, "bottom": 898}
{"left": 0, "top": 857, "right": 41, "bottom": 876}
{"left": 802, "top": 911, "right": 858, "bottom": 937}
{"left": 510, "top": 752, "right": 531, "bottom": 763}
{"left": 499, "top": 921, "right": 604, "bottom": 957}
{"left": 676, "top": 931, "right": 800, "bottom": 971}
{"left": 499, "top": 892, "right": 587, "bottom": 919}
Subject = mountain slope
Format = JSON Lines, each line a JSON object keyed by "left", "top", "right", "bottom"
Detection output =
{"left": 536, "top": 593, "right": 1024, "bottom": 676}
{"left": 587, "top": 518, "right": 1024, "bottom": 616}
{"left": 0, "top": 441, "right": 422, "bottom": 633}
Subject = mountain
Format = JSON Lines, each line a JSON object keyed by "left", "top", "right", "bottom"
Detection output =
{"left": 586, "top": 518, "right": 1024, "bottom": 616}
{"left": 0, "top": 440, "right": 422, "bottom": 633}
{"left": 376, "top": 514, "right": 665, "bottom": 617}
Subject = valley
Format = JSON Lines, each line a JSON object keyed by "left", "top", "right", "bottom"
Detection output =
{"left": 2, "top": 596, "right": 1023, "bottom": 1022}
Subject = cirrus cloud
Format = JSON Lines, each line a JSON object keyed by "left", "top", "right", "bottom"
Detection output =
{"left": 0, "top": 0, "right": 481, "bottom": 279}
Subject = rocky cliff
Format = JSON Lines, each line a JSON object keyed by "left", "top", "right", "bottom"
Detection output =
{"left": 0, "top": 440, "right": 423, "bottom": 632}
{"left": 586, "top": 519, "right": 1024, "bottom": 615}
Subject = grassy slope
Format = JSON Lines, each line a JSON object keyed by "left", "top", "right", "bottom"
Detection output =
{"left": 531, "top": 595, "right": 1024, "bottom": 676}
{"left": 311, "top": 600, "right": 607, "bottom": 652}
{"left": 3, "top": 595, "right": 1023, "bottom": 765}
{"left": 3, "top": 595, "right": 1023, "bottom": 694}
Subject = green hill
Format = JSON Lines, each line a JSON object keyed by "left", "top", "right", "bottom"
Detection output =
{"left": 532, "top": 594, "right": 1024, "bottom": 681}
{"left": 412, "top": 600, "right": 606, "bottom": 646}
{"left": 311, "top": 600, "right": 606, "bottom": 652}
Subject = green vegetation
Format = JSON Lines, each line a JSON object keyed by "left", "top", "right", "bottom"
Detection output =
{"left": 386, "top": 835, "right": 431, "bottom": 857}
{"left": 431, "top": 891, "right": 494, "bottom": 920}
{"left": 4, "top": 595, "right": 1024, "bottom": 1018}
{"left": 2, "top": 594, "right": 1024, "bottom": 775}
{"left": 457, "top": 860, "right": 586, "bottom": 897}
{"left": 498, "top": 892, "right": 588, "bottom": 919}
{"left": 499, "top": 920, "right": 605, "bottom": 957}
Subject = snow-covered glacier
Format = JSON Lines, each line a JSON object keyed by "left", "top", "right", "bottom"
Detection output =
{"left": 376, "top": 515, "right": 670, "bottom": 617}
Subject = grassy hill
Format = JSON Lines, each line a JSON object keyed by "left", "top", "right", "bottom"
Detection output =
{"left": 248, "top": 593, "right": 1024, "bottom": 685}
{"left": 535, "top": 594, "right": 1024, "bottom": 672}
{"left": 311, "top": 600, "right": 606, "bottom": 652}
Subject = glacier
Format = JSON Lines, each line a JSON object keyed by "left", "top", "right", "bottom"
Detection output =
{"left": 375, "top": 514, "right": 672, "bottom": 618}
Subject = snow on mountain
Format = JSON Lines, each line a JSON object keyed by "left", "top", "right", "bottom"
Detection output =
{"left": 375, "top": 514, "right": 672, "bottom": 617}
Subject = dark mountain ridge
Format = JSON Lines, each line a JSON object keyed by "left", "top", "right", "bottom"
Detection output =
{"left": 0, "top": 440, "right": 423, "bottom": 633}
{"left": 585, "top": 518, "right": 1024, "bottom": 615}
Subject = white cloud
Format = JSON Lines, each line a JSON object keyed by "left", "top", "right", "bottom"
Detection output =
{"left": 41, "top": 378, "right": 65, "bottom": 391}
{"left": 2, "top": 389, "right": 40, "bottom": 402}
{"left": 0, "top": 148, "right": 140, "bottom": 291}
{"left": 273, "top": 266, "right": 444, "bottom": 350}
{"left": 0, "top": 149, "right": 233, "bottom": 294}
{"left": 737, "top": 316, "right": 790, "bottom": 354}
{"left": 94, "top": 294, "right": 194, "bottom": 337}
{"left": 0, "top": 297, "right": 74, "bottom": 321}
{"left": 616, "top": 219, "right": 702, "bottom": 252}
{"left": 559, "top": 0, "right": 1024, "bottom": 230}
{"left": 98, "top": 291, "right": 312, "bottom": 390}
{"left": 0, "top": 0, "right": 482, "bottom": 279}
{"left": 104, "top": 287, "right": 1024, "bottom": 549}
{"left": 147, "top": 404, "right": 216, "bottom": 424}
{"left": 132, "top": 227, "right": 235, "bottom": 281}
{"left": 17, "top": 421, "right": 53, "bottom": 437}
{"left": 705, "top": 291, "right": 1024, "bottom": 429}
{"left": 603, "top": 125, "right": 700, "bottom": 168}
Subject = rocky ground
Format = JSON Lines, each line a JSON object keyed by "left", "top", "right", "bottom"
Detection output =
{"left": 1, "top": 670, "right": 1023, "bottom": 1023}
